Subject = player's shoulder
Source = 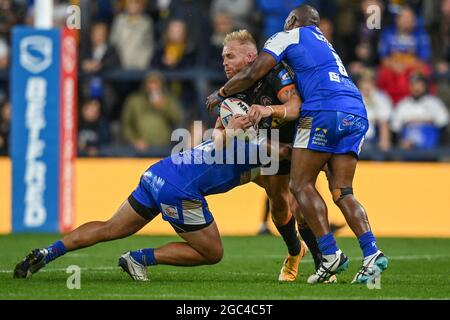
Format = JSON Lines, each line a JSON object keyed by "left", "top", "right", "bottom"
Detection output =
{"left": 265, "top": 63, "right": 294, "bottom": 86}
{"left": 264, "top": 28, "right": 300, "bottom": 47}
{"left": 266, "top": 63, "right": 284, "bottom": 78}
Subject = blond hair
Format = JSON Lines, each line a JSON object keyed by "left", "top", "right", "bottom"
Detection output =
{"left": 223, "top": 29, "right": 257, "bottom": 48}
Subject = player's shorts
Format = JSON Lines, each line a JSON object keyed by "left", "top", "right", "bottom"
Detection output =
{"left": 266, "top": 120, "right": 296, "bottom": 175}
{"left": 293, "top": 110, "right": 368, "bottom": 158}
{"left": 129, "top": 166, "right": 214, "bottom": 233}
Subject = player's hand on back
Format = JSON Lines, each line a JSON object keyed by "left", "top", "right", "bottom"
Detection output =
{"left": 248, "top": 104, "right": 272, "bottom": 125}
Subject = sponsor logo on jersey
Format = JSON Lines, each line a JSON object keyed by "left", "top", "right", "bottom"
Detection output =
{"left": 278, "top": 69, "right": 292, "bottom": 86}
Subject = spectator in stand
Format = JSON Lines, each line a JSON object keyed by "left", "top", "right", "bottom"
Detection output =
{"left": 80, "top": 21, "right": 121, "bottom": 120}
{"left": 80, "top": 21, "right": 120, "bottom": 74}
{"left": 151, "top": 19, "right": 195, "bottom": 70}
{"left": 377, "top": 6, "right": 431, "bottom": 104}
{"left": 0, "top": 99, "right": 10, "bottom": 156}
{"left": 121, "top": 72, "right": 182, "bottom": 152}
{"left": 0, "top": 36, "right": 8, "bottom": 69}
{"left": 0, "top": 0, "right": 23, "bottom": 40}
{"left": 319, "top": 17, "right": 346, "bottom": 63}
{"left": 357, "top": 69, "right": 393, "bottom": 151}
{"left": 348, "top": 41, "right": 375, "bottom": 77}
{"left": 436, "top": 0, "right": 450, "bottom": 68}
{"left": 431, "top": 0, "right": 450, "bottom": 113}
{"left": 78, "top": 99, "right": 110, "bottom": 157}
{"left": 110, "top": 0, "right": 154, "bottom": 70}
{"left": 347, "top": 0, "right": 384, "bottom": 77}
{"left": 211, "top": 0, "right": 255, "bottom": 32}
{"left": 152, "top": 19, "right": 197, "bottom": 121}
{"left": 164, "top": 0, "right": 210, "bottom": 60}
{"left": 206, "top": 12, "right": 234, "bottom": 71}
{"left": 256, "top": 0, "right": 305, "bottom": 40}
{"left": 391, "top": 73, "right": 449, "bottom": 150}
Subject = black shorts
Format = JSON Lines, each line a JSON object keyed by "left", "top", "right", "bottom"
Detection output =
{"left": 267, "top": 121, "right": 295, "bottom": 175}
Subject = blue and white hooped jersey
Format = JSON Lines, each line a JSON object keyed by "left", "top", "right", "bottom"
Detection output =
{"left": 151, "top": 138, "right": 262, "bottom": 197}
{"left": 263, "top": 25, "right": 367, "bottom": 119}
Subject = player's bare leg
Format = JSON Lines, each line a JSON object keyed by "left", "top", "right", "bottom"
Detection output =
{"left": 13, "top": 200, "right": 151, "bottom": 278}
{"left": 63, "top": 200, "right": 150, "bottom": 250}
{"left": 154, "top": 222, "right": 223, "bottom": 266}
{"left": 326, "top": 154, "right": 388, "bottom": 283}
{"left": 254, "top": 175, "right": 306, "bottom": 281}
{"left": 326, "top": 154, "right": 370, "bottom": 236}
{"left": 291, "top": 193, "right": 337, "bottom": 283}
{"left": 289, "top": 148, "right": 349, "bottom": 283}
{"left": 289, "top": 191, "right": 319, "bottom": 268}
{"left": 119, "top": 221, "right": 223, "bottom": 281}
{"left": 289, "top": 149, "right": 332, "bottom": 237}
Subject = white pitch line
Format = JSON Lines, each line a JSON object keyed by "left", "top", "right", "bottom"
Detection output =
{"left": 1, "top": 254, "right": 449, "bottom": 274}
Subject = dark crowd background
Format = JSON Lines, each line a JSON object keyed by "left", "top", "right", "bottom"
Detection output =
{"left": 0, "top": 0, "right": 449, "bottom": 162}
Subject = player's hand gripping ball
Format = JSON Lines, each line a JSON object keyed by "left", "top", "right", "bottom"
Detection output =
{"left": 247, "top": 104, "right": 275, "bottom": 129}
{"left": 220, "top": 98, "right": 258, "bottom": 140}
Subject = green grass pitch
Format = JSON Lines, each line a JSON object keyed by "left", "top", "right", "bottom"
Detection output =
{"left": 0, "top": 234, "right": 449, "bottom": 300}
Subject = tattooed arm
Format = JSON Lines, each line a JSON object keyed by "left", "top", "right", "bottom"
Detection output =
{"left": 247, "top": 84, "right": 302, "bottom": 124}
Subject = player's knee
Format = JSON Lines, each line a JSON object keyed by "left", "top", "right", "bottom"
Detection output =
{"left": 205, "top": 245, "right": 224, "bottom": 265}
{"left": 289, "top": 179, "right": 313, "bottom": 197}
{"left": 289, "top": 179, "right": 300, "bottom": 196}
{"left": 331, "top": 187, "right": 353, "bottom": 203}
{"left": 271, "top": 204, "right": 291, "bottom": 227}
{"left": 268, "top": 193, "right": 289, "bottom": 217}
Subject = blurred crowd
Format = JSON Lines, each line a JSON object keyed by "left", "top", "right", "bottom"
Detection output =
{"left": 0, "top": 0, "right": 450, "bottom": 159}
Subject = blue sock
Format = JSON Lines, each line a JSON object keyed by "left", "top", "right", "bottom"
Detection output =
{"left": 317, "top": 232, "right": 339, "bottom": 255}
{"left": 44, "top": 240, "right": 67, "bottom": 263}
{"left": 358, "top": 231, "right": 378, "bottom": 258}
{"left": 130, "top": 248, "right": 157, "bottom": 266}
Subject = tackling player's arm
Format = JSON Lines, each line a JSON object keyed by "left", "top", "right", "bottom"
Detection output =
{"left": 211, "top": 115, "right": 253, "bottom": 149}
{"left": 248, "top": 84, "right": 302, "bottom": 125}
{"left": 206, "top": 52, "right": 276, "bottom": 110}
{"left": 211, "top": 115, "right": 291, "bottom": 161}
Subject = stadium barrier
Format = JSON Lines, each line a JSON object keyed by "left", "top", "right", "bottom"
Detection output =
{"left": 1, "top": 157, "right": 449, "bottom": 237}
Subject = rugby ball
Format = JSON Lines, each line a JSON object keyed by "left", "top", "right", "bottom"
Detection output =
{"left": 220, "top": 98, "right": 276, "bottom": 130}
{"left": 220, "top": 98, "right": 250, "bottom": 127}
{"left": 219, "top": 98, "right": 257, "bottom": 140}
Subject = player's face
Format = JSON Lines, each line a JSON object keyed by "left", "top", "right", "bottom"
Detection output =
{"left": 222, "top": 41, "right": 251, "bottom": 79}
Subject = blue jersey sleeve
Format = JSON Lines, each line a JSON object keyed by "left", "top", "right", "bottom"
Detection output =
{"left": 262, "top": 28, "right": 300, "bottom": 64}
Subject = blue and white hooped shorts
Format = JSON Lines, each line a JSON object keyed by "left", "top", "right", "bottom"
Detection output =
{"left": 293, "top": 110, "right": 369, "bottom": 158}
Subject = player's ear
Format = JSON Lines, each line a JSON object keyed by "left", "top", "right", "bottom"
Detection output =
{"left": 246, "top": 52, "right": 256, "bottom": 64}
{"left": 284, "top": 14, "right": 295, "bottom": 31}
